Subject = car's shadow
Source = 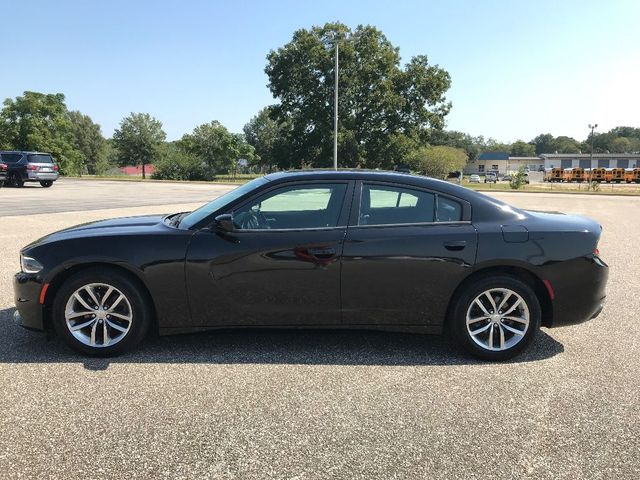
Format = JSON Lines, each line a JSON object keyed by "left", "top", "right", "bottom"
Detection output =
{"left": 0, "top": 308, "right": 564, "bottom": 370}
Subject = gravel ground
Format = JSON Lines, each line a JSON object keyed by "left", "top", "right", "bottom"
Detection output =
{"left": 0, "top": 183, "right": 638, "bottom": 479}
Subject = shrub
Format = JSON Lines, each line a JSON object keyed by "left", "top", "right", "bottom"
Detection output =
{"left": 152, "top": 146, "right": 207, "bottom": 181}
{"left": 510, "top": 167, "right": 527, "bottom": 189}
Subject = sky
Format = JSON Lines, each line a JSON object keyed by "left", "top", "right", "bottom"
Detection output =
{"left": 2, "top": 0, "right": 639, "bottom": 143}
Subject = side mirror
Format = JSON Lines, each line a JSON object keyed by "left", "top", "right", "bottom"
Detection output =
{"left": 214, "top": 213, "right": 235, "bottom": 232}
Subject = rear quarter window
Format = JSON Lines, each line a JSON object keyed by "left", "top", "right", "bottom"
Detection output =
{"left": 437, "top": 196, "right": 463, "bottom": 222}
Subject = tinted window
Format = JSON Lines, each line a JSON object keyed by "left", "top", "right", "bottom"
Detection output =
{"left": 261, "top": 187, "right": 333, "bottom": 212}
{"left": 1, "top": 153, "right": 22, "bottom": 163}
{"left": 180, "top": 177, "right": 270, "bottom": 229}
{"left": 235, "top": 183, "right": 347, "bottom": 230}
{"left": 28, "top": 154, "right": 53, "bottom": 163}
{"left": 437, "top": 196, "right": 463, "bottom": 221}
{"left": 360, "top": 185, "right": 434, "bottom": 226}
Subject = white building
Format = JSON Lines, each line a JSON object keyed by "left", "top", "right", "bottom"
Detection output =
{"left": 540, "top": 153, "right": 640, "bottom": 169}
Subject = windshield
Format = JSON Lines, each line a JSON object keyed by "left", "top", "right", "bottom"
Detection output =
{"left": 180, "top": 177, "right": 269, "bottom": 229}
{"left": 28, "top": 154, "right": 53, "bottom": 164}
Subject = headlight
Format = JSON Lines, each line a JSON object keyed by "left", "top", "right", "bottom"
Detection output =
{"left": 20, "top": 255, "right": 43, "bottom": 274}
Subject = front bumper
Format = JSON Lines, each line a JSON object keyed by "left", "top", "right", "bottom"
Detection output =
{"left": 13, "top": 273, "right": 46, "bottom": 331}
{"left": 546, "top": 255, "right": 608, "bottom": 327}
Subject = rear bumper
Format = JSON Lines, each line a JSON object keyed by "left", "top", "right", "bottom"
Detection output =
{"left": 26, "top": 172, "right": 59, "bottom": 181}
{"left": 546, "top": 255, "right": 608, "bottom": 327}
{"left": 13, "top": 273, "right": 46, "bottom": 331}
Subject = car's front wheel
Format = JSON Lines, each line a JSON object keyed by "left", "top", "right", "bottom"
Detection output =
{"left": 52, "top": 268, "right": 151, "bottom": 356}
{"left": 450, "top": 275, "right": 541, "bottom": 360}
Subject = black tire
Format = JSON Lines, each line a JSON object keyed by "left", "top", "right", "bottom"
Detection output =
{"left": 12, "top": 174, "right": 24, "bottom": 187}
{"left": 52, "top": 267, "right": 152, "bottom": 356}
{"left": 40, "top": 180, "right": 53, "bottom": 188}
{"left": 0, "top": 180, "right": 4, "bottom": 188}
{"left": 449, "top": 274, "right": 541, "bottom": 361}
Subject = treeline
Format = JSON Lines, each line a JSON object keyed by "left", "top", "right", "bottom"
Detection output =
{"left": 1, "top": 22, "right": 638, "bottom": 181}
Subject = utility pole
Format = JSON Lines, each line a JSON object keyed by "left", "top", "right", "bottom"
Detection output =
{"left": 333, "top": 41, "right": 339, "bottom": 170}
{"left": 588, "top": 123, "right": 598, "bottom": 167}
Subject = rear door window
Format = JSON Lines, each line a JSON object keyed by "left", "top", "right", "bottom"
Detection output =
{"left": 360, "top": 185, "right": 435, "bottom": 225}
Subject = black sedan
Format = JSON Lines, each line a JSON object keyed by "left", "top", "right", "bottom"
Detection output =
{"left": 14, "top": 171, "right": 608, "bottom": 360}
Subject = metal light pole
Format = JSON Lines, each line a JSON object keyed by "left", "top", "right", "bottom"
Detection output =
{"left": 588, "top": 123, "right": 598, "bottom": 166}
{"left": 333, "top": 41, "right": 339, "bottom": 171}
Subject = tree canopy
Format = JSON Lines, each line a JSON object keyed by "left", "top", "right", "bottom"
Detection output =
{"left": 406, "top": 145, "right": 467, "bottom": 178}
{"left": 180, "top": 120, "right": 255, "bottom": 175}
{"left": 68, "top": 110, "right": 106, "bottom": 174}
{"left": 265, "top": 22, "right": 451, "bottom": 169}
{"left": 112, "top": 113, "right": 166, "bottom": 178}
{"left": 0, "top": 91, "right": 82, "bottom": 173}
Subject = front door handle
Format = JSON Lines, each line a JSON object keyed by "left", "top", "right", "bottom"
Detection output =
{"left": 443, "top": 240, "right": 466, "bottom": 251}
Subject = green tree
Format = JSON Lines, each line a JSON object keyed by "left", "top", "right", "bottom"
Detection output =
{"left": 265, "top": 22, "right": 451, "bottom": 169}
{"left": 180, "top": 121, "right": 254, "bottom": 175}
{"left": 429, "top": 130, "right": 481, "bottom": 161}
{"left": 243, "top": 107, "right": 290, "bottom": 171}
{"left": 509, "top": 140, "right": 535, "bottom": 157}
{"left": 67, "top": 110, "right": 106, "bottom": 175}
{"left": 610, "top": 137, "right": 632, "bottom": 153}
{"left": 406, "top": 145, "right": 467, "bottom": 178}
{"left": 553, "top": 136, "right": 582, "bottom": 153}
{"left": 0, "top": 91, "right": 82, "bottom": 173}
{"left": 532, "top": 133, "right": 556, "bottom": 154}
{"left": 112, "top": 113, "right": 166, "bottom": 178}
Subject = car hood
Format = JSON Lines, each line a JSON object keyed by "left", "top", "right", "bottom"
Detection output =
{"left": 24, "top": 214, "right": 167, "bottom": 249}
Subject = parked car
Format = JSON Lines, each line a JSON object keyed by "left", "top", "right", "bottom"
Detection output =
{"left": 484, "top": 172, "right": 498, "bottom": 183}
{"left": 14, "top": 170, "right": 608, "bottom": 360}
{"left": 468, "top": 174, "right": 481, "bottom": 183}
{"left": 0, "top": 151, "right": 59, "bottom": 187}
{"left": 0, "top": 157, "right": 7, "bottom": 187}
{"left": 446, "top": 171, "right": 462, "bottom": 183}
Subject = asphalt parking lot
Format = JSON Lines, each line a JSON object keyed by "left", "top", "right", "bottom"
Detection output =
{"left": 0, "top": 179, "right": 638, "bottom": 479}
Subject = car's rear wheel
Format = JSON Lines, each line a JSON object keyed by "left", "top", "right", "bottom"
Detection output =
{"left": 450, "top": 275, "right": 541, "bottom": 360}
{"left": 40, "top": 180, "right": 53, "bottom": 188}
{"left": 52, "top": 268, "right": 151, "bottom": 356}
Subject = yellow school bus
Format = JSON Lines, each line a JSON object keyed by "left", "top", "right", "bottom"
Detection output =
{"left": 605, "top": 168, "right": 625, "bottom": 183}
{"left": 543, "top": 168, "right": 563, "bottom": 182}
{"left": 563, "top": 167, "right": 586, "bottom": 183}
{"left": 586, "top": 167, "right": 606, "bottom": 182}
{"left": 624, "top": 168, "right": 640, "bottom": 184}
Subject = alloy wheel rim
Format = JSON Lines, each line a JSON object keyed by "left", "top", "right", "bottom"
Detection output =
{"left": 64, "top": 283, "right": 133, "bottom": 348}
{"left": 465, "top": 288, "right": 530, "bottom": 352}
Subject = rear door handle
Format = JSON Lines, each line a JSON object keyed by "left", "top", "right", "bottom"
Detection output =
{"left": 308, "top": 247, "right": 336, "bottom": 258}
{"left": 443, "top": 241, "right": 466, "bottom": 251}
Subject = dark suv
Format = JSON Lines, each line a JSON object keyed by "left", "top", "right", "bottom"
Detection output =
{"left": 0, "top": 151, "right": 60, "bottom": 187}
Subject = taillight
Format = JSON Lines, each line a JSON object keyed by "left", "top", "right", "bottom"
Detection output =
{"left": 26, "top": 164, "right": 37, "bottom": 171}
{"left": 594, "top": 248, "right": 600, "bottom": 256}
{"left": 54, "top": 165, "right": 59, "bottom": 171}
{"left": 1, "top": 164, "right": 6, "bottom": 171}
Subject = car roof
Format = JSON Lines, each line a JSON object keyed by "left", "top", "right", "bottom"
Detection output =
{"left": 261, "top": 169, "right": 524, "bottom": 222}
{"left": 0, "top": 150, "right": 51, "bottom": 155}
